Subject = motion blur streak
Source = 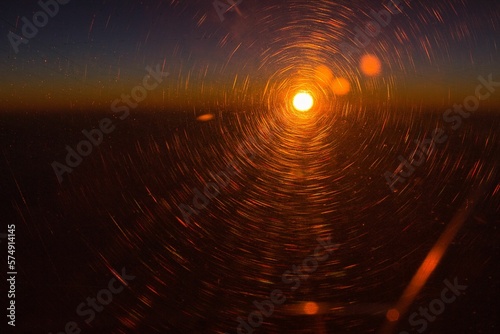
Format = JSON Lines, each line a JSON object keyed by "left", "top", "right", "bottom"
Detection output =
{"left": 380, "top": 167, "right": 498, "bottom": 334}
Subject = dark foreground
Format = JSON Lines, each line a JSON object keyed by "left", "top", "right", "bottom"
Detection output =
{"left": 0, "top": 108, "right": 498, "bottom": 333}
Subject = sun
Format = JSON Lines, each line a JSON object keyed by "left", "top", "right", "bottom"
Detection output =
{"left": 292, "top": 92, "right": 314, "bottom": 112}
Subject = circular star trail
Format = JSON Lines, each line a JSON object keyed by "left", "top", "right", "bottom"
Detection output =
{"left": 5, "top": 0, "right": 499, "bottom": 333}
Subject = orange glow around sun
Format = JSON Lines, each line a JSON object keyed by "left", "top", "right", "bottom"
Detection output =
{"left": 331, "top": 77, "right": 351, "bottom": 95}
{"left": 360, "top": 54, "right": 382, "bottom": 76}
{"left": 314, "top": 65, "right": 334, "bottom": 83}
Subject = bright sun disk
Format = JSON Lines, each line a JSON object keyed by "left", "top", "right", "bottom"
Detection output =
{"left": 293, "top": 92, "right": 314, "bottom": 112}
